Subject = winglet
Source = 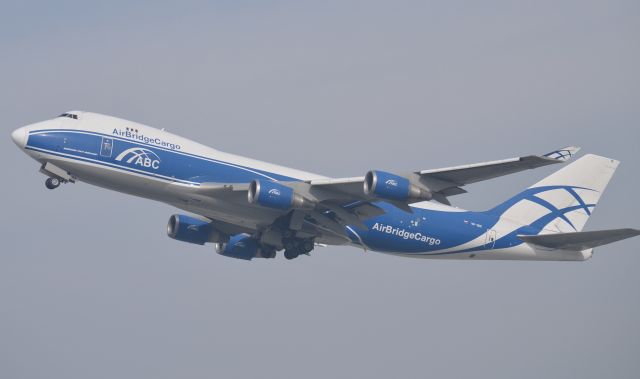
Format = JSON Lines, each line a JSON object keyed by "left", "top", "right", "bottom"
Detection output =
{"left": 543, "top": 146, "right": 581, "bottom": 161}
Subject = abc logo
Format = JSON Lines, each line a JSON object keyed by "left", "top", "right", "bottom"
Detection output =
{"left": 115, "top": 147, "right": 161, "bottom": 170}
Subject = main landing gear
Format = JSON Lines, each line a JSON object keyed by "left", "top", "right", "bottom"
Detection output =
{"left": 283, "top": 237, "right": 314, "bottom": 260}
{"left": 45, "top": 177, "right": 61, "bottom": 190}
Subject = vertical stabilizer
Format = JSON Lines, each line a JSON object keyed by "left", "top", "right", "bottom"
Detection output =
{"left": 490, "top": 154, "right": 619, "bottom": 233}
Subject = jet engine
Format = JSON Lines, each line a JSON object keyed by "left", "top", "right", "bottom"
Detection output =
{"left": 215, "top": 233, "right": 276, "bottom": 260}
{"left": 364, "top": 170, "right": 432, "bottom": 201}
{"left": 247, "top": 180, "right": 315, "bottom": 210}
{"left": 167, "top": 214, "right": 221, "bottom": 245}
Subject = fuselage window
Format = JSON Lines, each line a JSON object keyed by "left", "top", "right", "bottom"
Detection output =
{"left": 58, "top": 113, "right": 78, "bottom": 120}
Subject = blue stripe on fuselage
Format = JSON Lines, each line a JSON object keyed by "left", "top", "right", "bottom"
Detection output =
{"left": 26, "top": 129, "right": 299, "bottom": 184}
{"left": 349, "top": 202, "right": 500, "bottom": 254}
{"left": 348, "top": 185, "right": 597, "bottom": 255}
{"left": 25, "top": 130, "right": 596, "bottom": 257}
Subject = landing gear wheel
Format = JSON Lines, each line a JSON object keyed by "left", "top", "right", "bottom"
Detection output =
{"left": 302, "top": 240, "right": 314, "bottom": 253}
{"left": 284, "top": 249, "right": 299, "bottom": 260}
{"left": 283, "top": 239, "right": 296, "bottom": 251}
{"left": 45, "top": 177, "right": 60, "bottom": 190}
{"left": 262, "top": 247, "right": 276, "bottom": 259}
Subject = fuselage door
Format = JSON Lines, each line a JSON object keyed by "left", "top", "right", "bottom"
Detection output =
{"left": 100, "top": 137, "right": 113, "bottom": 158}
{"left": 485, "top": 229, "right": 497, "bottom": 249}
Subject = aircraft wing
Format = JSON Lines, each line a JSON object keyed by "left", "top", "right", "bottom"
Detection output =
{"left": 308, "top": 146, "right": 580, "bottom": 204}
{"left": 185, "top": 146, "right": 580, "bottom": 243}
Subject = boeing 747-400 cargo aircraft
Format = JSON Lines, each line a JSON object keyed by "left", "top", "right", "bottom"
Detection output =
{"left": 11, "top": 111, "right": 639, "bottom": 260}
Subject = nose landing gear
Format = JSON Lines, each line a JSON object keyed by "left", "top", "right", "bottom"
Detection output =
{"left": 40, "top": 163, "right": 73, "bottom": 190}
{"left": 45, "top": 177, "right": 61, "bottom": 190}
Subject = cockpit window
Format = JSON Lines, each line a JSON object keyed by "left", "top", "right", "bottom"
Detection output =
{"left": 58, "top": 113, "right": 78, "bottom": 120}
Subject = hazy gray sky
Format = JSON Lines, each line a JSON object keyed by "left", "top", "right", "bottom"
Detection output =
{"left": 1, "top": 1, "right": 639, "bottom": 378}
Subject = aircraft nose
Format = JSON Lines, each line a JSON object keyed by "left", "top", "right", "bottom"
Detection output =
{"left": 11, "top": 126, "right": 27, "bottom": 149}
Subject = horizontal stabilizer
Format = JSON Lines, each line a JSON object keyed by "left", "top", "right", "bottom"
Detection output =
{"left": 518, "top": 228, "right": 640, "bottom": 251}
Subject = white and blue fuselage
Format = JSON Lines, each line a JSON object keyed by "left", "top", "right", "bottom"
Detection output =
{"left": 12, "top": 111, "right": 624, "bottom": 261}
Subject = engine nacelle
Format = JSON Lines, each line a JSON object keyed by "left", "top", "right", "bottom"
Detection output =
{"left": 247, "top": 180, "right": 315, "bottom": 210}
{"left": 167, "top": 214, "right": 220, "bottom": 245}
{"left": 364, "top": 170, "right": 432, "bottom": 201}
{"left": 215, "top": 234, "right": 275, "bottom": 260}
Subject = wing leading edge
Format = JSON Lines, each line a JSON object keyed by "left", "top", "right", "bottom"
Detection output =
{"left": 308, "top": 146, "right": 581, "bottom": 203}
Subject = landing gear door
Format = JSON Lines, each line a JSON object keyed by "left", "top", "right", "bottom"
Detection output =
{"left": 485, "top": 229, "right": 497, "bottom": 249}
{"left": 100, "top": 137, "right": 113, "bottom": 158}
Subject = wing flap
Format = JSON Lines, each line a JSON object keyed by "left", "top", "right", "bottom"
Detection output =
{"left": 518, "top": 228, "right": 640, "bottom": 251}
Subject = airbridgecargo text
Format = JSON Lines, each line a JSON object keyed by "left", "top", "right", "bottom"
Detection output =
{"left": 112, "top": 129, "right": 181, "bottom": 150}
{"left": 372, "top": 223, "right": 441, "bottom": 245}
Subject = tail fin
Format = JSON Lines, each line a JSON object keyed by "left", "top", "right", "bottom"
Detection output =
{"left": 490, "top": 154, "right": 620, "bottom": 234}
